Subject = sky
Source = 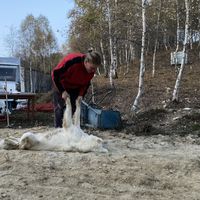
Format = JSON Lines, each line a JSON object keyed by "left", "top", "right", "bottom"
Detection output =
{"left": 0, "top": 0, "right": 75, "bottom": 57}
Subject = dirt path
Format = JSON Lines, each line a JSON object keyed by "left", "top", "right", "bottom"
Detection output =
{"left": 0, "top": 128, "right": 200, "bottom": 200}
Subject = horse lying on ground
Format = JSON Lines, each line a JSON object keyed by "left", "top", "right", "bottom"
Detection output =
{"left": 0, "top": 97, "right": 107, "bottom": 153}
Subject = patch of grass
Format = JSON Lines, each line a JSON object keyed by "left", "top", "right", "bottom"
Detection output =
{"left": 191, "top": 124, "right": 200, "bottom": 131}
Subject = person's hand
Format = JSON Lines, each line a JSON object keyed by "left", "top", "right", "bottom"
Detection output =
{"left": 62, "top": 91, "right": 69, "bottom": 100}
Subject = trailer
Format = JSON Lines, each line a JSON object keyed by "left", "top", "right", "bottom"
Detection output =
{"left": 0, "top": 57, "right": 25, "bottom": 113}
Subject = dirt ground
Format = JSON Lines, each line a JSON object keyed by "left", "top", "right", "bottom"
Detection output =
{"left": 1, "top": 127, "right": 200, "bottom": 200}
{"left": 0, "top": 50, "right": 200, "bottom": 200}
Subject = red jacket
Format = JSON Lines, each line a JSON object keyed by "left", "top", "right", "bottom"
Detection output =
{"left": 52, "top": 53, "right": 95, "bottom": 96}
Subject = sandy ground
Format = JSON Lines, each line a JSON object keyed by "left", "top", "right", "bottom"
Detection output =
{"left": 0, "top": 127, "right": 200, "bottom": 200}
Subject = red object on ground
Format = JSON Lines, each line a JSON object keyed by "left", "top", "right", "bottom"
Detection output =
{"left": 0, "top": 115, "right": 6, "bottom": 121}
{"left": 34, "top": 102, "right": 54, "bottom": 112}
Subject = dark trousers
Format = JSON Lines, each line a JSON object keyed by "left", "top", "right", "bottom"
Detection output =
{"left": 53, "top": 89, "right": 79, "bottom": 128}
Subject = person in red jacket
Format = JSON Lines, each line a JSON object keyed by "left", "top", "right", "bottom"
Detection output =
{"left": 52, "top": 51, "right": 101, "bottom": 128}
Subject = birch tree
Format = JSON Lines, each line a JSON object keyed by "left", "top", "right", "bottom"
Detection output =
{"left": 5, "top": 26, "right": 19, "bottom": 57}
{"left": 172, "top": 0, "right": 189, "bottom": 102}
{"left": 131, "top": 0, "right": 147, "bottom": 113}
{"left": 175, "top": 0, "right": 181, "bottom": 52}
{"left": 19, "top": 15, "right": 36, "bottom": 92}
{"left": 174, "top": 0, "right": 181, "bottom": 73}
{"left": 152, "top": 0, "right": 162, "bottom": 77}
{"left": 17, "top": 14, "right": 57, "bottom": 92}
{"left": 100, "top": 39, "right": 108, "bottom": 76}
{"left": 106, "top": 0, "right": 116, "bottom": 88}
{"left": 198, "top": 2, "right": 200, "bottom": 58}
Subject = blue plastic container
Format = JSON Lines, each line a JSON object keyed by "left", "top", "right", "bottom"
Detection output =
{"left": 81, "top": 101, "right": 122, "bottom": 129}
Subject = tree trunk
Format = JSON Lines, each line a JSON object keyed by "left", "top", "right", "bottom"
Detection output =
{"left": 124, "top": 42, "right": 129, "bottom": 75}
{"left": 29, "top": 63, "right": 33, "bottom": 93}
{"left": 91, "top": 80, "right": 95, "bottom": 104}
{"left": 172, "top": 0, "right": 189, "bottom": 102}
{"left": 131, "top": 0, "right": 146, "bottom": 113}
{"left": 107, "top": 0, "right": 118, "bottom": 87}
{"left": 152, "top": 0, "right": 162, "bottom": 77}
{"left": 100, "top": 39, "right": 108, "bottom": 76}
{"left": 175, "top": 0, "right": 180, "bottom": 52}
{"left": 106, "top": 0, "right": 114, "bottom": 87}
{"left": 174, "top": 0, "right": 181, "bottom": 73}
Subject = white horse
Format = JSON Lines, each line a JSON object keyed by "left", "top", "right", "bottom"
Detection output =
{"left": 1, "top": 97, "right": 107, "bottom": 153}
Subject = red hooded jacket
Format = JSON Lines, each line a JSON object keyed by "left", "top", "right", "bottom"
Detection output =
{"left": 52, "top": 53, "right": 95, "bottom": 96}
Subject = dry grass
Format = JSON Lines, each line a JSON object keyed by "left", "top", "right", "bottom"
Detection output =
{"left": 91, "top": 49, "right": 200, "bottom": 115}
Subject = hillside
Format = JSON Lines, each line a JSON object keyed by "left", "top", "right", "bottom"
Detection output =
{"left": 88, "top": 49, "right": 200, "bottom": 136}
{"left": 1, "top": 50, "right": 200, "bottom": 136}
{"left": 92, "top": 49, "right": 200, "bottom": 113}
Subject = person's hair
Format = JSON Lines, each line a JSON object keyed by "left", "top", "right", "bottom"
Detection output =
{"left": 84, "top": 51, "right": 101, "bottom": 66}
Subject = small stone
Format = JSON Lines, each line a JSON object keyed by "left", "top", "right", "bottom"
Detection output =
{"left": 1, "top": 193, "right": 7, "bottom": 198}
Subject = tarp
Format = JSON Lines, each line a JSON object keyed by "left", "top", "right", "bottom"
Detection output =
{"left": 34, "top": 102, "right": 54, "bottom": 112}
{"left": 0, "top": 115, "right": 6, "bottom": 121}
{"left": 17, "top": 102, "right": 54, "bottom": 112}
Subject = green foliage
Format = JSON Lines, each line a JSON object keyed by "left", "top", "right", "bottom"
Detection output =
{"left": 17, "top": 14, "right": 59, "bottom": 73}
{"left": 192, "top": 124, "right": 200, "bottom": 131}
{"left": 68, "top": 0, "right": 106, "bottom": 53}
{"left": 68, "top": 0, "right": 200, "bottom": 65}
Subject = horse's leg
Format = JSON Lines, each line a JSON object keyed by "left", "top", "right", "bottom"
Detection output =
{"left": 3, "top": 137, "right": 19, "bottom": 150}
{"left": 62, "top": 97, "right": 73, "bottom": 130}
{"left": 74, "top": 97, "right": 81, "bottom": 128}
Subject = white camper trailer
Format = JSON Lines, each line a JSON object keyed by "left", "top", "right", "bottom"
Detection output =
{"left": 0, "top": 57, "right": 25, "bottom": 113}
{"left": 0, "top": 57, "right": 25, "bottom": 93}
